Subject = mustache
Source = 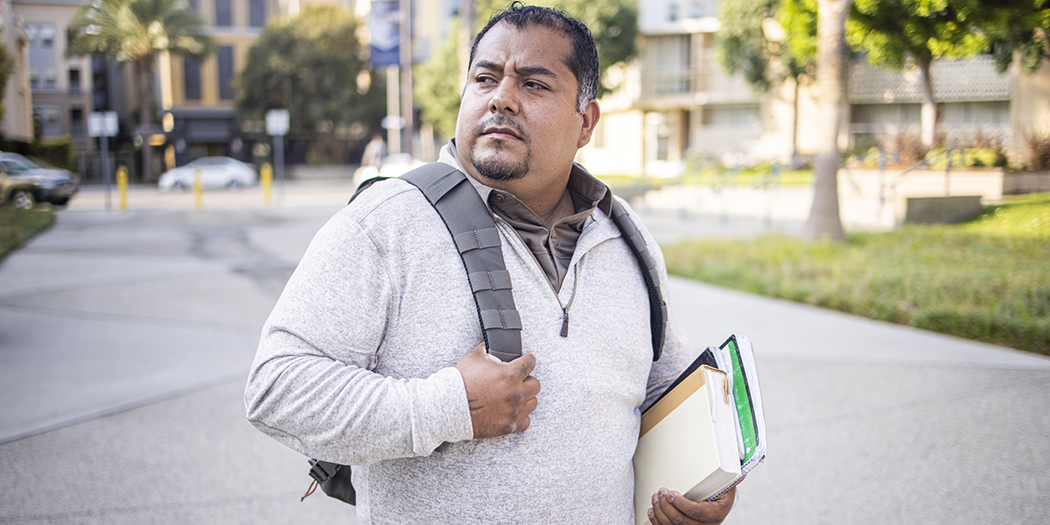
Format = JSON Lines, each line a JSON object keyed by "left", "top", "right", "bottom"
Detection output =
{"left": 475, "top": 115, "right": 529, "bottom": 142}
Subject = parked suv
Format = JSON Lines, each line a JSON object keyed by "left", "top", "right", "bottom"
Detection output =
{"left": 1, "top": 160, "right": 37, "bottom": 209}
{"left": 0, "top": 153, "right": 79, "bottom": 206}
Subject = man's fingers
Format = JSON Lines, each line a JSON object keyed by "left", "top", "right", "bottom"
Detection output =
{"left": 510, "top": 352, "right": 536, "bottom": 378}
{"left": 650, "top": 487, "right": 736, "bottom": 525}
{"left": 523, "top": 374, "right": 541, "bottom": 397}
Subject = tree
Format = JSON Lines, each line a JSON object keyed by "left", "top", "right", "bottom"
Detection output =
{"left": 67, "top": 0, "right": 215, "bottom": 181}
{"left": 846, "top": 0, "right": 986, "bottom": 147}
{"left": 807, "top": 0, "right": 850, "bottom": 242}
{"left": 236, "top": 7, "right": 385, "bottom": 163}
{"left": 415, "top": 21, "right": 463, "bottom": 140}
{"left": 413, "top": 0, "right": 639, "bottom": 141}
{"left": 977, "top": 0, "right": 1050, "bottom": 75}
{"left": 717, "top": 0, "right": 815, "bottom": 161}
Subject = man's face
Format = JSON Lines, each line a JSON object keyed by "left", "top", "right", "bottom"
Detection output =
{"left": 455, "top": 22, "right": 598, "bottom": 189}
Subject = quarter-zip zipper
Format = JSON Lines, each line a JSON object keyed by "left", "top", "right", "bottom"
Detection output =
{"left": 559, "top": 263, "right": 580, "bottom": 337}
{"left": 495, "top": 215, "right": 584, "bottom": 339}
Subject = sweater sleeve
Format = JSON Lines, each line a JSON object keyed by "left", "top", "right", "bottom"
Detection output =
{"left": 244, "top": 207, "right": 475, "bottom": 465}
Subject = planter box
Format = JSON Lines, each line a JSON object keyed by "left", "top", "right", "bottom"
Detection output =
{"left": 905, "top": 195, "right": 984, "bottom": 224}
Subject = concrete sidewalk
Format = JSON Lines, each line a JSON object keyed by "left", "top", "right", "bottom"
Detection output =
{"left": 1, "top": 182, "right": 1048, "bottom": 524}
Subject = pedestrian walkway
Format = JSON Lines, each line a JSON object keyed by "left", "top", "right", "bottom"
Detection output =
{"left": 1, "top": 181, "right": 1047, "bottom": 524}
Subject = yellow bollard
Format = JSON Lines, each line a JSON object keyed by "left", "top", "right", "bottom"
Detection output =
{"left": 260, "top": 162, "right": 272, "bottom": 207}
{"left": 194, "top": 166, "right": 203, "bottom": 211}
{"left": 116, "top": 166, "right": 128, "bottom": 211}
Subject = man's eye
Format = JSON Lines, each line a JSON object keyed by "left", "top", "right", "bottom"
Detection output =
{"left": 476, "top": 75, "right": 495, "bottom": 84}
{"left": 524, "top": 81, "right": 546, "bottom": 90}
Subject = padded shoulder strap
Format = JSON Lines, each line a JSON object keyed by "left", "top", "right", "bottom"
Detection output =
{"left": 348, "top": 164, "right": 665, "bottom": 362}
{"left": 609, "top": 198, "right": 667, "bottom": 361}
{"left": 351, "top": 164, "right": 522, "bottom": 362}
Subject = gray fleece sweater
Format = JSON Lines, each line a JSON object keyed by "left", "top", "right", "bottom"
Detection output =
{"left": 244, "top": 177, "right": 691, "bottom": 524}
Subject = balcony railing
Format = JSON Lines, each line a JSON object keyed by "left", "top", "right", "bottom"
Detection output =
{"left": 849, "top": 55, "right": 1012, "bottom": 104}
{"left": 640, "top": 57, "right": 759, "bottom": 106}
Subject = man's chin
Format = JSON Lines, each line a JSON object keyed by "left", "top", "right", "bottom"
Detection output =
{"left": 472, "top": 156, "right": 528, "bottom": 182}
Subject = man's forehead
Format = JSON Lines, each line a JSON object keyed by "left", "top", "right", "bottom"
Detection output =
{"left": 472, "top": 22, "right": 572, "bottom": 73}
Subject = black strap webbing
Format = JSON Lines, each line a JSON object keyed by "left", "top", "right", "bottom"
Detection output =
{"left": 352, "top": 165, "right": 522, "bottom": 362}
{"left": 350, "top": 163, "right": 666, "bottom": 362}
{"left": 609, "top": 198, "right": 667, "bottom": 361}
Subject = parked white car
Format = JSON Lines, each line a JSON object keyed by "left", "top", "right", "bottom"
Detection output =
{"left": 158, "top": 157, "right": 258, "bottom": 191}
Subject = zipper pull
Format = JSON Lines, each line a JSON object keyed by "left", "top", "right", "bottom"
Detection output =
{"left": 560, "top": 308, "right": 569, "bottom": 338}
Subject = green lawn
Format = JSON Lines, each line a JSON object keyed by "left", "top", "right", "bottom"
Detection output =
{"left": 0, "top": 207, "right": 55, "bottom": 260}
{"left": 597, "top": 167, "right": 815, "bottom": 191}
{"left": 661, "top": 193, "right": 1050, "bottom": 356}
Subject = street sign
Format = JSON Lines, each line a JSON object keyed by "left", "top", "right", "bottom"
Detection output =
{"left": 381, "top": 115, "right": 406, "bottom": 130}
{"left": 88, "top": 111, "right": 118, "bottom": 137}
{"left": 370, "top": 0, "right": 400, "bottom": 68}
{"left": 266, "top": 109, "right": 289, "bottom": 136}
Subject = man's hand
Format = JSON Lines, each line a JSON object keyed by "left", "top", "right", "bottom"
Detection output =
{"left": 648, "top": 486, "right": 736, "bottom": 525}
{"left": 455, "top": 343, "right": 541, "bottom": 439}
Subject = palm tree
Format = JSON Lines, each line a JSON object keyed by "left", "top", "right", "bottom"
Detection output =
{"left": 67, "top": 0, "right": 215, "bottom": 181}
{"left": 806, "top": 0, "right": 849, "bottom": 242}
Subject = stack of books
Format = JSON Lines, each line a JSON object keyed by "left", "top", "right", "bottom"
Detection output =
{"left": 634, "top": 334, "right": 767, "bottom": 524}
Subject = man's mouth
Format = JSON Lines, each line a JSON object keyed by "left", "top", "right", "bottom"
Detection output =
{"left": 476, "top": 116, "right": 527, "bottom": 143}
{"left": 482, "top": 126, "right": 522, "bottom": 140}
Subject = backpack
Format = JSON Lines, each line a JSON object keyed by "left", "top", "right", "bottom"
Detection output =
{"left": 302, "top": 162, "right": 667, "bottom": 504}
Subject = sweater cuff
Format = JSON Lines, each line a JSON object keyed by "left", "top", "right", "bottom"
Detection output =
{"left": 410, "top": 366, "right": 474, "bottom": 455}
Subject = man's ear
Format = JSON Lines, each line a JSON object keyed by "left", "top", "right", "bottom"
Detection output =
{"left": 576, "top": 99, "right": 601, "bottom": 148}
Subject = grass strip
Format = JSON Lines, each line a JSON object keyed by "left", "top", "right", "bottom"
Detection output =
{"left": 661, "top": 193, "right": 1050, "bottom": 356}
{"left": 0, "top": 207, "right": 56, "bottom": 261}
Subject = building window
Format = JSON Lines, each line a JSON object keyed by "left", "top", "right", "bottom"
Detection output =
{"left": 215, "top": 0, "right": 232, "bottom": 26}
{"left": 69, "top": 69, "right": 81, "bottom": 95}
{"left": 184, "top": 58, "right": 201, "bottom": 100}
{"left": 29, "top": 68, "right": 39, "bottom": 89}
{"left": 701, "top": 105, "right": 761, "bottom": 127}
{"left": 644, "top": 35, "right": 692, "bottom": 95}
{"left": 668, "top": 2, "right": 679, "bottom": 22}
{"left": 44, "top": 69, "right": 57, "bottom": 89}
{"left": 70, "top": 107, "right": 85, "bottom": 137}
{"left": 92, "top": 53, "right": 109, "bottom": 110}
{"left": 688, "top": 1, "right": 704, "bottom": 18}
{"left": 39, "top": 25, "right": 54, "bottom": 48}
{"left": 250, "top": 0, "right": 266, "bottom": 27}
{"left": 189, "top": 0, "right": 198, "bottom": 13}
{"left": 34, "top": 105, "right": 62, "bottom": 137}
{"left": 218, "top": 46, "right": 234, "bottom": 100}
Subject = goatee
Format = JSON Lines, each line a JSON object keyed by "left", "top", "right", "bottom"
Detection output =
{"left": 470, "top": 116, "right": 531, "bottom": 181}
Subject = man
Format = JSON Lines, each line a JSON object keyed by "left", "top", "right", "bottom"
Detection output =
{"left": 245, "top": 4, "right": 736, "bottom": 524}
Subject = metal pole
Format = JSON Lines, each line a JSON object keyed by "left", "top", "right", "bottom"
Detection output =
{"left": 387, "top": 65, "right": 400, "bottom": 155}
{"left": 101, "top": 136, "right": 112, "bottom": 212}
{"left": 400, "top": 0, "right": 413, "bottom": 157}
{"left": 274, "top": 134, "right": 284, "bottom": 205}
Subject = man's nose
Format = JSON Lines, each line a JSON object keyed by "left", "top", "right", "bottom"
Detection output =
{"left": 489, "top": 78, "right": 520, "bottom": 115}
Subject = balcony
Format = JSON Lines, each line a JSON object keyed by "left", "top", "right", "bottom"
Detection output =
{"left": 640, "top": 57, "right": 758, "bottom": 107}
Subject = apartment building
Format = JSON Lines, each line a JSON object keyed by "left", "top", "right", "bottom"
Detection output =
{"left": 3, "top": 0, "right": 94, "bottom": 146}
{"left": 578, "top": 0, "right": 1050, "bottom": 177}
{"left": 1, "top": 0, "right": 33, "bottom": 142}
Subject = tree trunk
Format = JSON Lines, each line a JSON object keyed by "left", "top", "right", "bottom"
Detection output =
{"left": 137, "top": 56, "right": 155, "bottom": 182}
{"left": 916, "top": 53, "right": 937, "bottom": 147}
{"left": 806, "top": 0, "right": 849, "bottom": 242}
{"left": 791, "top": 75, "right": 800, "bottom": 166}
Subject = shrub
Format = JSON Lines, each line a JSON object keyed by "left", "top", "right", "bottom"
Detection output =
{"left": 1022, "top": 128, "right": 1050, "bottom": 170}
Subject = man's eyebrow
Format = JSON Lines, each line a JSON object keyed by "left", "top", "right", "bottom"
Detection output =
{"left": 474, "top": 60, "right": 558, "bottom": 78}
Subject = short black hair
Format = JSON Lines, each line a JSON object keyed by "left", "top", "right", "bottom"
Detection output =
{"left": 468, "top": 2, "right": 599, "bottom": 114}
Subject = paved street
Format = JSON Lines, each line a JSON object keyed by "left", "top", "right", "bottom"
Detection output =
{"left": 1, "top": 181, "right": 1048, "bottom": 524}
